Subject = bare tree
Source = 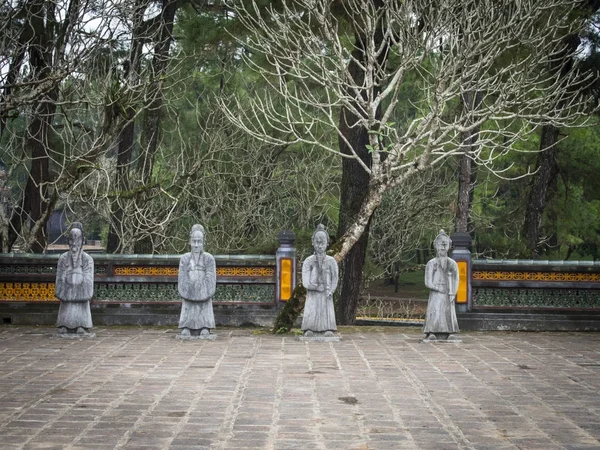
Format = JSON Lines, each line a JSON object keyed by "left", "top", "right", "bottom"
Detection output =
{"left": 0, "top": 0, "right": 341, "bottom": 256}
{"left": 158, "top": 108, "right": 340, "bottom": 254}
{"left": 523, "top": 1, "right": 600, "bottom": 256}
{"left": 0, "top": 0, "right": 124, "bottom": 252}
{"left": 1, "top": 0, "right": 191, "bottom": 254}
{"left": 105, "top": 0, "right": 180, "bottom": 253}
{"left": 223, "top": 0, "right": 597, "bottom": 322}
{"left": 369, "top": 166, "right": 454, "bottom": 283}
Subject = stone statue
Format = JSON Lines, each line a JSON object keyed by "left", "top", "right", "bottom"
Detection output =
{"left": 301, "top": 224, "right": 339, "bottom": 339}
{"left": 177, "top": 224, "right": 216, "bottom": 339}
{"left": 423, "top": 229, "right": 460, "bottom": 341}
{"left": 56, "top": 222, "right": 94, "bottom": 336}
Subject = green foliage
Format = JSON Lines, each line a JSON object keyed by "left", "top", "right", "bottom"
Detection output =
{"left": 468, "top": 122, "right": 600, "bottom": 260}
{"left": 544, "top": 125, "right": 600, "bottom": 259}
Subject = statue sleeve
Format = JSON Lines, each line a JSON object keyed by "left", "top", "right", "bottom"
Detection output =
{"left": 302, "top": 257, "right": 318, "bottom": 290}
{"left": 178, "top": 254, "right": 189, "bottom": 299}
{"left": 424, "top": 260, "right": 436, "bottom": 291}
{"left": 82, "top": 254, "right": 94, "bottom": 300}
{"left": 202, "top": 254, "right": 217, "bottom": 300}
{"left": 328, "top": 257, "right": 339, "bottom": 294}
{"left": 55, "top": 254, "right": 68, "bottom": 300}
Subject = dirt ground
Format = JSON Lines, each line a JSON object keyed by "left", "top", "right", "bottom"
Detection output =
{"left": 360, "top": 279, "right": 429, "bottom": 320}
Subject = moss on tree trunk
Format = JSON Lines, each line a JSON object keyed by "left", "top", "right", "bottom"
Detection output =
{"left": 273, "top": 285, "right": 306, "bottom": 334}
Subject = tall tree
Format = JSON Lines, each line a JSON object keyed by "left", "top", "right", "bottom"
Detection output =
{"left": 224, "top": 0, "right": 595, "bottom": 323}
{"left": 336, "top": 1, "right": 388, "bottom": 324}
{"left": 106, "top": 0, "right": 180, "bottom": 253}
{"left": 523, "top": 1, "right": 600, "bottom": 255}
{"left": 455, "top": 91, "right": 483, "bottom": 234}
{"left": 0, "top": 0, "right": 108, "bottom": 252}
{"left": 523, "top": 125, "right": 561, "bottom": 254}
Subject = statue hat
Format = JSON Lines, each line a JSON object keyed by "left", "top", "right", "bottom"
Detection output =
{"left": 433, "top": 229, "right": 452, "bottom": 247}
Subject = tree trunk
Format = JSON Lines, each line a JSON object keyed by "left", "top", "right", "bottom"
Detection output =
{"left": 335, "top": 143, "right": 390, "bottom": 324}
{"left": 522, "top": 17, "right": 590, "bottom": 257}
{"left": 335, "top": 178, "right": 373, "bottom": 325}
{"left": 0, "top": 40, "right": 28, "bottom": 139}
{"left": 23, "top": 108, "right": 54, "bottom": 253}
{"left": 456, "top": 154, "right": 476, "bottom": 233}
{"left": 20, "top": 0, "right": 57, "bottom": 253}
{"left": 106, "top": 108, "right": 135, "bottom": 253}
{"left": 139, "top": 0, "right": 177, "bottom": 183}
{"left": 523, "top": 125, "right": 560, "bottom": 255}
{"left": 335, "top": 63, "right": 373, "bottom": 325}
{"left": 106, "top": 0, "right": 145, "bottom": 253}
{"left": 455, "top": 91, "right": 482, "bottom": 234}
{"left": 0, "top": 169, "right": 12, "bottom": 252}
{"left": 335, "top": 3, "right": 390, "bottom": 324}
{"left": 133, "top": 0, "right": 178, "bottom": 254}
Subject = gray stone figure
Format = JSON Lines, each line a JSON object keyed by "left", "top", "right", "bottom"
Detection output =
{"left": 177, "top": 224, "right": 217, "bottom": 340}
{"left": 56, "top": 222, "right": 94, "bottom": 337}
{"left": 423, "top": 230, "right": 460, "bottom": 342}
{"left": 301, "top": 224, "right": 339, "bottom": 341}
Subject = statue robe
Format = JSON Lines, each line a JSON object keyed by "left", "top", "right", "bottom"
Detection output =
{"left": 178, "top": 252, "right": 216, "bottom": 330}
{"left": 301, "top": 254, "right": 338, "bottom": 332}
{"left": 56, "top": 251, "right": 94, "bottom": 330}
{"left": 423, "top": 256, "right": 459, "bottom": 334}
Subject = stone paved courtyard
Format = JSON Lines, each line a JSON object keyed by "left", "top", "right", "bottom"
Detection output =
{"left": 0, "top": 326, "right": 599, "bottom": 450}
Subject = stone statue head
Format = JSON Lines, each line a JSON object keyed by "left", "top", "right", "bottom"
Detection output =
{"left": 190, "top": 224, "right": 205, "bottom": 255}
{"left": 433, "top": 229, "right": 451, "bottom": 257}
{"left": 312, "top": 224, "right": 329, "bottom": 256}
{"left": 68, "top": 222, "right": 84, "bottom": 255}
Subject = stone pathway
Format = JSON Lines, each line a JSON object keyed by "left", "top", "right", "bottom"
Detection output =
{"left": 0, "top": 326, "right": 599, "bottom": 450}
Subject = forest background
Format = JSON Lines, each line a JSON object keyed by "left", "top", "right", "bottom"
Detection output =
{"left": 1, "top": 0, "right": 600, "bottom": 323}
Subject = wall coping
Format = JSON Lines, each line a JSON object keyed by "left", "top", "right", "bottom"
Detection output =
{"left": 473, "top": 259, "right": 600, "bottom": 268}
{"left": 0, "top": 253, "right": 275, "bottom": 264}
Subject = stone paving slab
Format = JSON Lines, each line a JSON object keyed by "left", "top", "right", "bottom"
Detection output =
{"left": 0, "top": 326, "right": 599, "bottom": 450}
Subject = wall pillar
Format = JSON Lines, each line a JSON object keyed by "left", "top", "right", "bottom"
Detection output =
{"left": 451, "top": 232, "right": 472, "bottom": 313}
{"left": 276, "top": 230, "right": 296, "bottom": 304}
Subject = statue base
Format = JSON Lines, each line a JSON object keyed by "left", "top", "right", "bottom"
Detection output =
{"left": 422, "top": 333, "right": 461, "bottom": 343}
{"left": 297, "top": 331, "right": 341, "bottom": 342}
{"left": 177, "top": 334, "right": 217, "bottom": 340}
{"left": 56, "top": 327, "right": 95, "bottom": 339}
{"left": 176, "top": 329, "right": 217, "bottom": 340}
